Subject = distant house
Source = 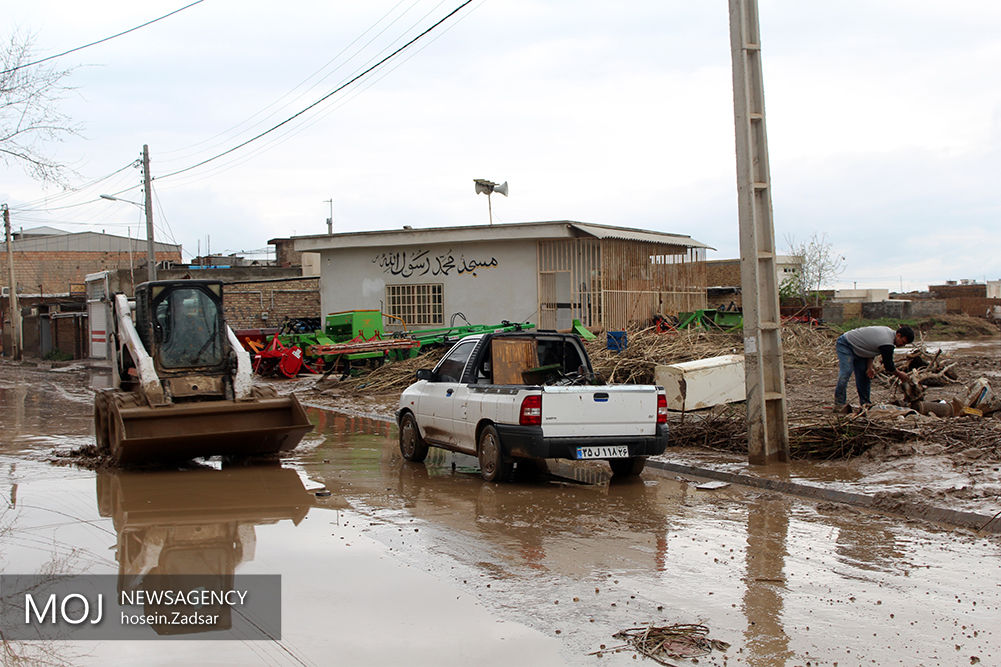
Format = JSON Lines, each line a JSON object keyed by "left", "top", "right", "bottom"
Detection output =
{"left": 0, "top": 226, "right": 181, "bottom": 296}
{"left": 0, "top": 227, "right": 181, "bottom": 359}
{"left": 293, "top": 220, "right": 710, "bottom": 331}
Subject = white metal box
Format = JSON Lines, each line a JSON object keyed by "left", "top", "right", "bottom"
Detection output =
{"left": 654, "top": 354, "right": 746, "bottom": 411}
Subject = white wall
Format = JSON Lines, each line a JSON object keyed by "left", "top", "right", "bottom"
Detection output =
{"left": 319, "top": 239, "right": 540, "bottom": 328}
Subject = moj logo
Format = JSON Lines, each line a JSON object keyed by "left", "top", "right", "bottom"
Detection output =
{"left": 25, "top": 592, "right": 104, "bottom": 625}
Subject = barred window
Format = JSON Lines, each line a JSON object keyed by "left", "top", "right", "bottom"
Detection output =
{"left": 386, "top": 283, "right": 443, "bottom": 327}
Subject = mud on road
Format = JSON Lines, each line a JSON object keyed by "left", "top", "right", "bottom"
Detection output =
{"left": 1, "top": 359, "right": 1000, "bottom": 665}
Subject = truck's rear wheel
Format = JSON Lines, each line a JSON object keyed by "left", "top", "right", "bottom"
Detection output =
{"left": 609, "top": 456, "right": 646, "bottom": 478}
{"left": 399, "top": 412, "right": 429, "bottom": 462}
{"left": 478, "top": 425, "right": 512, "bottom": 483}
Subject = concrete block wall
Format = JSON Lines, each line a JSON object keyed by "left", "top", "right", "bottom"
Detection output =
{"left": 909, "top": 300, "right": 947, "bottom": 317}
{"left": 822, "top": 302, "right": 844, "bottom": 323}
{"left": 861, "top": 301, "right": 907, "bottom": 319}
{"left": 825, "top": 299, "right": 951, "bottom": 323}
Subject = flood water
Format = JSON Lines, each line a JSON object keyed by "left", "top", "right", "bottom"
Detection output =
{"left": 1, "top": 365, "right": 1000, "bottom": 665}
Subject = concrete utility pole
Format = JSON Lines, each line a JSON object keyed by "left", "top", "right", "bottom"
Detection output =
{"left": 2, "top": 205, "right": 22, "bottom": 360}
{"left": 728, "top": 0, "right": 789, "bottom": 464}
{"left": 324, "top": 198, "right": 333, "bottom": 234}
{"left": 142, "top": 144, "right": 157, "bottom": 282}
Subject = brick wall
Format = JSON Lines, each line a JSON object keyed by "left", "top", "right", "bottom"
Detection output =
{"left": 0, "top": 250, "right": 181, "bottom": 296}
{"left": 945, "top": 297, "right": 1001, "bottom": 317}
{"left": 706, "top": 260, "right": 741, "bottom": 287}
{"left": 224, "top": 279, "right": 320, "bottom": 329}
{"left": 930, "top": 284, "right": 987, "bottom": 299}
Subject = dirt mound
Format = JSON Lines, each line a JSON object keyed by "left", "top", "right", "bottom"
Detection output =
{"left": 915, "top": 313, "right": 1000, "bottom": 339}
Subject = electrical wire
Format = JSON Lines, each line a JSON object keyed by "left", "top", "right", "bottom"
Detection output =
{"left": 0, "top": 1, "right": 205, "bottom": 75}
{"left": 9, "top": 160, "right": 139, "bottom": 212}
{"left": 155, "top": 0, "right": 486, "bottom": 188}
{"left": 152, "top": 1, "right": 445, "bottom": 180}
{"left": 151, "top": 184, "right": 179, "bottom": 248}
{"left": 274, "top": 0, "right": 487, "bottom": 151}
{"left": 157, "top": 0, "right": 417, "bottom": 161}
{"left": 156, "top": 0, "right": 475, "bottom": 182}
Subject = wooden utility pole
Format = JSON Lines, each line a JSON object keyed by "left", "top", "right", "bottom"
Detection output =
{"left": 3, "top": 204, "right": 22, "bottom": 360}
{"left": 728, "top": 0, "right": 789, "bottom": 464}
{"left": 142, "top": 144, "right": 157, "bottom": 282}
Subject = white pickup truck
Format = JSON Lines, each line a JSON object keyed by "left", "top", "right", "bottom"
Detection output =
{"left": 397, "top": 331, "right": 668, "bottom": 482}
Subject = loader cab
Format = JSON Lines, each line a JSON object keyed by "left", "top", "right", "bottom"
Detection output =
{"left": 134, "top": 280, "right": 227, "bottom": 374}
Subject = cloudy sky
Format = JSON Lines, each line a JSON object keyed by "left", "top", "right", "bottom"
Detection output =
{"left": 2, "top": 0, "right": 999, "bottom": 291}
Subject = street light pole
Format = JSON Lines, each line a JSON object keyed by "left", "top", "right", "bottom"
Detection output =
{"left": 2, "top": 204, "right": 21, "bottom": 360}
{"left": 142, "top": 145, "right": 157, "bottom": 282}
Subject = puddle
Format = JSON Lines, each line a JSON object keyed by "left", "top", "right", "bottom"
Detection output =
{"left": 1, "top": 375, "right": 1000, "bottom": 665}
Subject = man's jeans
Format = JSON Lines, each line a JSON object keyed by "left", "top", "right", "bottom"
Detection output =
{"left": 835, "top": 335, "right": 871, "bottom": 406}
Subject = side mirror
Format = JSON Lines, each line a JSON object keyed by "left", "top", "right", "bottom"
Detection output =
{"left": 416, "top": 368, "right": 435, "bottom": 382}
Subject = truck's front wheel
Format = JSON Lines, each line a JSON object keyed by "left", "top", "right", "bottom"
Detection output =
{"left": 399, "top": 412, "right": 429, "bottom": 462}
{"left": 609, "top": 456, "right": 646, "bottom": 478}
{"left": 478, "top": 425, "right": 512, "bottom": 483}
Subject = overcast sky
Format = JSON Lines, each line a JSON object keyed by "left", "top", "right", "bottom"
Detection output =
{"left": 3, "top": 0, "right": 999, "bottom": 291}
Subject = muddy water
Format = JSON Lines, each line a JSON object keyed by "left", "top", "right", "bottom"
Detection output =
{"left": 0, "top": 367, "right": 1000, "bottom": 665}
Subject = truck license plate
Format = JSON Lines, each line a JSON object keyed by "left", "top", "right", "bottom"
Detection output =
{"left": 576, "top": 446, "right": 629, "bottom": 459}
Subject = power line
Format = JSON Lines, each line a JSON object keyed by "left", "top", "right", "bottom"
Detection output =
{"left": 0, "top": 1, "right": 205, "bottom": 75}
{"left": 157, "top": 0, "right": 416, "bottom": 161}
{"left": 156, "top": 0, "right": 475, "bottom": 181}
{"left": 155, "top": 0, "right": 474, "bottom": 188}
{"left": 9, "top": 161, "right": 139, "bottom": 212}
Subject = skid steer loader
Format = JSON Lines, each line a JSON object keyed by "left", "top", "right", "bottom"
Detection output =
{"left": 94, "top": 279, "right": 313, "bottom": 465}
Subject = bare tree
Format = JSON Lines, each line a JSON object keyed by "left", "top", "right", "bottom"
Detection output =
{"left": 0, "top": 31, "right": 79, "bottom": 185}
{"left": 783, "top": 232, "right": 846, "bottom": 306}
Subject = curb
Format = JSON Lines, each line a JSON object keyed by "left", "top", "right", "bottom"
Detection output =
{"left": 646, "top": 458, "right": 1001, "bottom": 535}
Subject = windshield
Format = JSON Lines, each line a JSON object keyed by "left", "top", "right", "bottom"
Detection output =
{"left": 154, "top": 287, "right": 223, "bottom": 368}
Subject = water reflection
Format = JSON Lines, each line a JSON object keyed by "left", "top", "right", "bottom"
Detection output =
{"left": 95, "top": 465, "right": 314, "bottom": 634}
{"left": 304, "top": 411, "right": 682, "bottom": 577}
{"left": 742, "top": 496, "right": 792, "bottom": 666}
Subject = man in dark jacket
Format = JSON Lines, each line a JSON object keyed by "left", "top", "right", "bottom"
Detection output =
{"left": 835, "top": 325, "right": 914, "bottom": 409}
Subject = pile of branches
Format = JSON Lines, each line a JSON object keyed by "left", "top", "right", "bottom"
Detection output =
{"left": 788, "top": 418, "right": 918, "bottom": 459}
{"left": 924, "top": 418, "right": 1001, "bottom": 461}
{"left": 585, "top": 324, "right": 836, "bottom": 385}
{"left": 332, "top": 347, "right": 448, "bottom": 393}
{"left": 667, "top": 405, "right": 749, "bottom": 452}
{"left": 592, "top": 623, "right": 730, "bottom": 665}
{"left": 668, "top": 406, "right": 918, "bottom": 460}
{"left": 893, "top": 345, "right": 961, "bottom": 403}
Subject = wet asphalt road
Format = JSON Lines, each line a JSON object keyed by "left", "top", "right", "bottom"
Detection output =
{"left": 1, "top": 364, "right": 1000, "bottom": 666}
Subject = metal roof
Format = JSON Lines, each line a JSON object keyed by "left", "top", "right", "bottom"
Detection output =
{"left": 2, "top": 230, "right": 180, "bottom": 253}
{"left": 292, "top": 220, "right": 710, "bottom": 252}
{"left": 568, "top": 223, "right": 713, "bottom": 249}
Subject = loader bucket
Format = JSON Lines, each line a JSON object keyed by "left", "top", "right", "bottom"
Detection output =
{"left": 106, "top": 394, "right": 313, "bottom": 465}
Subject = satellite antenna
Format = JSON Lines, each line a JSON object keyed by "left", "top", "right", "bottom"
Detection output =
{"left": 473, "top": 179, "right": 508, "bottom": 225}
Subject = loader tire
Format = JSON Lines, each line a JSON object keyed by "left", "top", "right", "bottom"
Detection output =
{"left": 477, "top": 425, "right": 512, "bottom": 483}
{"left": 398, "top": 412, "right": 429, "bottom": 463}
{"left": 94, "top": 390, "right": 111, "bottom": 454}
